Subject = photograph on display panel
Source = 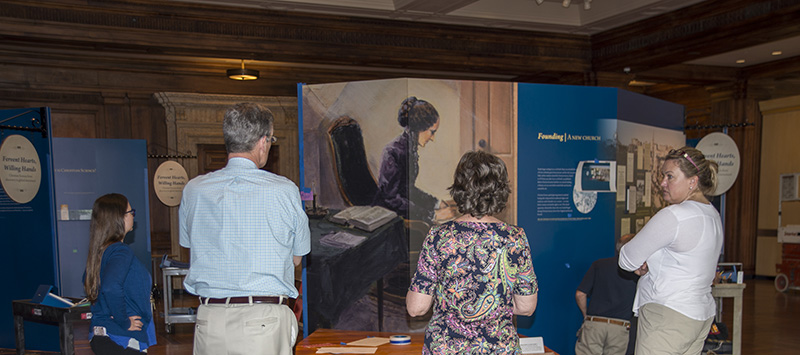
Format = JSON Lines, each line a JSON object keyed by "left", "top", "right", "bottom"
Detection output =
{"left": 614, "top": 120, "right": 685, "bottom": 238}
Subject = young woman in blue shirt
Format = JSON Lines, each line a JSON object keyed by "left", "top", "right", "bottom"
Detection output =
{"left": 84, "top": 193, "right": 156, "bottom": 353}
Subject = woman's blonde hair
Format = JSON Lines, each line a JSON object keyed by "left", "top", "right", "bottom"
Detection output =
{"left": 665, "top": 146, "right": 719, "bottom": 196}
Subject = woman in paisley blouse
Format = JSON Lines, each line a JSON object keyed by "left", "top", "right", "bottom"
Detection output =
{"left": 407, "top": 150, "right": 538, "bottom": 354}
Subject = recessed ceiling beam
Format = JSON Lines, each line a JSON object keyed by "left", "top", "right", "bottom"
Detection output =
{"left": 592, "top": 0, "right": 800, "bottom": 73}
{"left": 392, "top": 0, "right": 479, "bottom": 14}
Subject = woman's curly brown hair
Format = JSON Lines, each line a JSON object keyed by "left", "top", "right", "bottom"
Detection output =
{"left": 449, "top": 150, "right": 511, "bottom": 218}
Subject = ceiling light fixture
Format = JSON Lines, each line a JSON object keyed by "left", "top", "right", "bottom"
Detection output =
{"left": 535, "top": 0, "right": 544, "bottom": 4}
{"left": 735, "top": 59, "right": 746, "bottom": 64}
{"left": 227, "top": 59, "right": 259, "bottom": 81}
{"left": 623, "top": 67, "right": 656, "bottom": 87}
{"left": 628, "top": 79, "right": 656, "bottom": 87}
{"left": 562, "top": 0, "right": 571, "bottom": 8}
{"left": 772, "top": 50, "right": 783, "bottom": 56}
{"left": 584, "top": 0, "right": 592, "bottom": 10}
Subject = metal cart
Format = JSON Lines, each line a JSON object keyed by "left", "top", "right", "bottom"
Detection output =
{"left": 775, "top": 244, "right": 800, "bottom": 292}
{"left": 161, "top": 267, "right": 196, "bottom": 333}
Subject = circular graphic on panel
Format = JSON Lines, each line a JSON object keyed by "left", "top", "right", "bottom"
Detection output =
{"left": 573, "top": 187, "right": 597, "bottom": 214}
{"left": 696, "top": 132, "right": 740, "bottom": 196}
{"left": 0, "top": 135, "right": 42, "bottom": 204}
{"left": 154, "top": 160, "right": 189, "bottom": 206}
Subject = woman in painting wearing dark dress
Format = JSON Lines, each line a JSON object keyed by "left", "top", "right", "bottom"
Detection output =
{"left": 372, "top": 96, "right": 444, "bottom": 224}
{"left": 407, "top": 150, "right": 538, "bottom": 354}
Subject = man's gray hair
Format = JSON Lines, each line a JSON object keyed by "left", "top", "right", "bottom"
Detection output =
{"left": 223, "top": 103, "right": 274, "bottom": 153}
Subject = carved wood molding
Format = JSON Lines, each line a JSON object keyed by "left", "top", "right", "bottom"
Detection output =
{"left": 154, "top": 92, "right": 297, "bottom": 177}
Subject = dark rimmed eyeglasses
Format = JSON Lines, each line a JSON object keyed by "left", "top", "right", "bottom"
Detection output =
{"left": 267, "top": 135, "right": 277, "bottom": 144}
{"left": 669, "top": 149, "right": 699, "bottom": 172}
{"left": 125, "top": 209, "right": 136, "bottom": 218}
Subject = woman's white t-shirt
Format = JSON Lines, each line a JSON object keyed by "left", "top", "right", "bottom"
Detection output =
{"left": 619, "top": 200, "right": 723, "bottom": 321}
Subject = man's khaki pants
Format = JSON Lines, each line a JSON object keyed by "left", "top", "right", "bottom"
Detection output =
{"left": 575, "top": 318, "right": 630, "bottom": 355}
{"left": 636, "top": 303, "right": 713, "bottom": 355}
{"left": 193, "top": 301, "right": 297, "bottom": 355}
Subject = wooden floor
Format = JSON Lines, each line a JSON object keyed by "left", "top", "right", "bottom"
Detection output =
{"left": 4, "top": 278, "right": 799, "bottom": 354}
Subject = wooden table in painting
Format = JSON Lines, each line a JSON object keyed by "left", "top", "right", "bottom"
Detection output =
{"left": 12, "top": 298, "right": 92, "bottom": 355}
{"left": 295, "top": 329, "right": 560, "bottom": 355}
{"left": 305, "top": 214, "right": 407, "bottom": 334}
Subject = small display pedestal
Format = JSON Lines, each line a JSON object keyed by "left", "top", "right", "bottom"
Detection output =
{"left": 12, "top": 298, "right": 91, "bottom": 355}
{"left": 711, "top": 283, "right": 746, "bottom": 355}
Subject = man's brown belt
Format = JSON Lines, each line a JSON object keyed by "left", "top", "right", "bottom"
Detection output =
{"left": 585, "top": 315, "right": 630, "bottom": 328}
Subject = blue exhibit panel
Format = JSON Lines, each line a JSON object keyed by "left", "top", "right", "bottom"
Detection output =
{"left": 515, "top": 84, "right": 619, "bottom": 355}
{"left": 53, "top": 138, "right": 152, "bottom": 299}
{"left": 617, "top": 89, "right": 683, "bottom": 130}
{"left": 0, "top": 137, "right": 152, "bottom": 351}
{"left": 297, "top": 82, "right": 310, "bottom": 337}
{"left": 0, "top": 107, "right": 59, "bottom": 350}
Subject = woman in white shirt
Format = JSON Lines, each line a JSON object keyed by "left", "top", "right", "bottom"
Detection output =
{"left": 619, "top": 147, "right": 722, "bottom": 355}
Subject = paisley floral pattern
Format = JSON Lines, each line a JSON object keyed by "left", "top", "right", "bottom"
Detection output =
{"left": 410, "top": 221, "right": 537, "bottom": 354}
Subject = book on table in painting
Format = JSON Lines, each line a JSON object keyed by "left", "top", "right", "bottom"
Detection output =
{"left": 320, "top": 231, "right": 367, "bottom": 249}
{"left": 328, "top": 205, "right": 397, "bottom": 232}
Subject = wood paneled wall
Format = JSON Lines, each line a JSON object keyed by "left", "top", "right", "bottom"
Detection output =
{"left": 707, "top": 87, "right": 763, "bottom": 272}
